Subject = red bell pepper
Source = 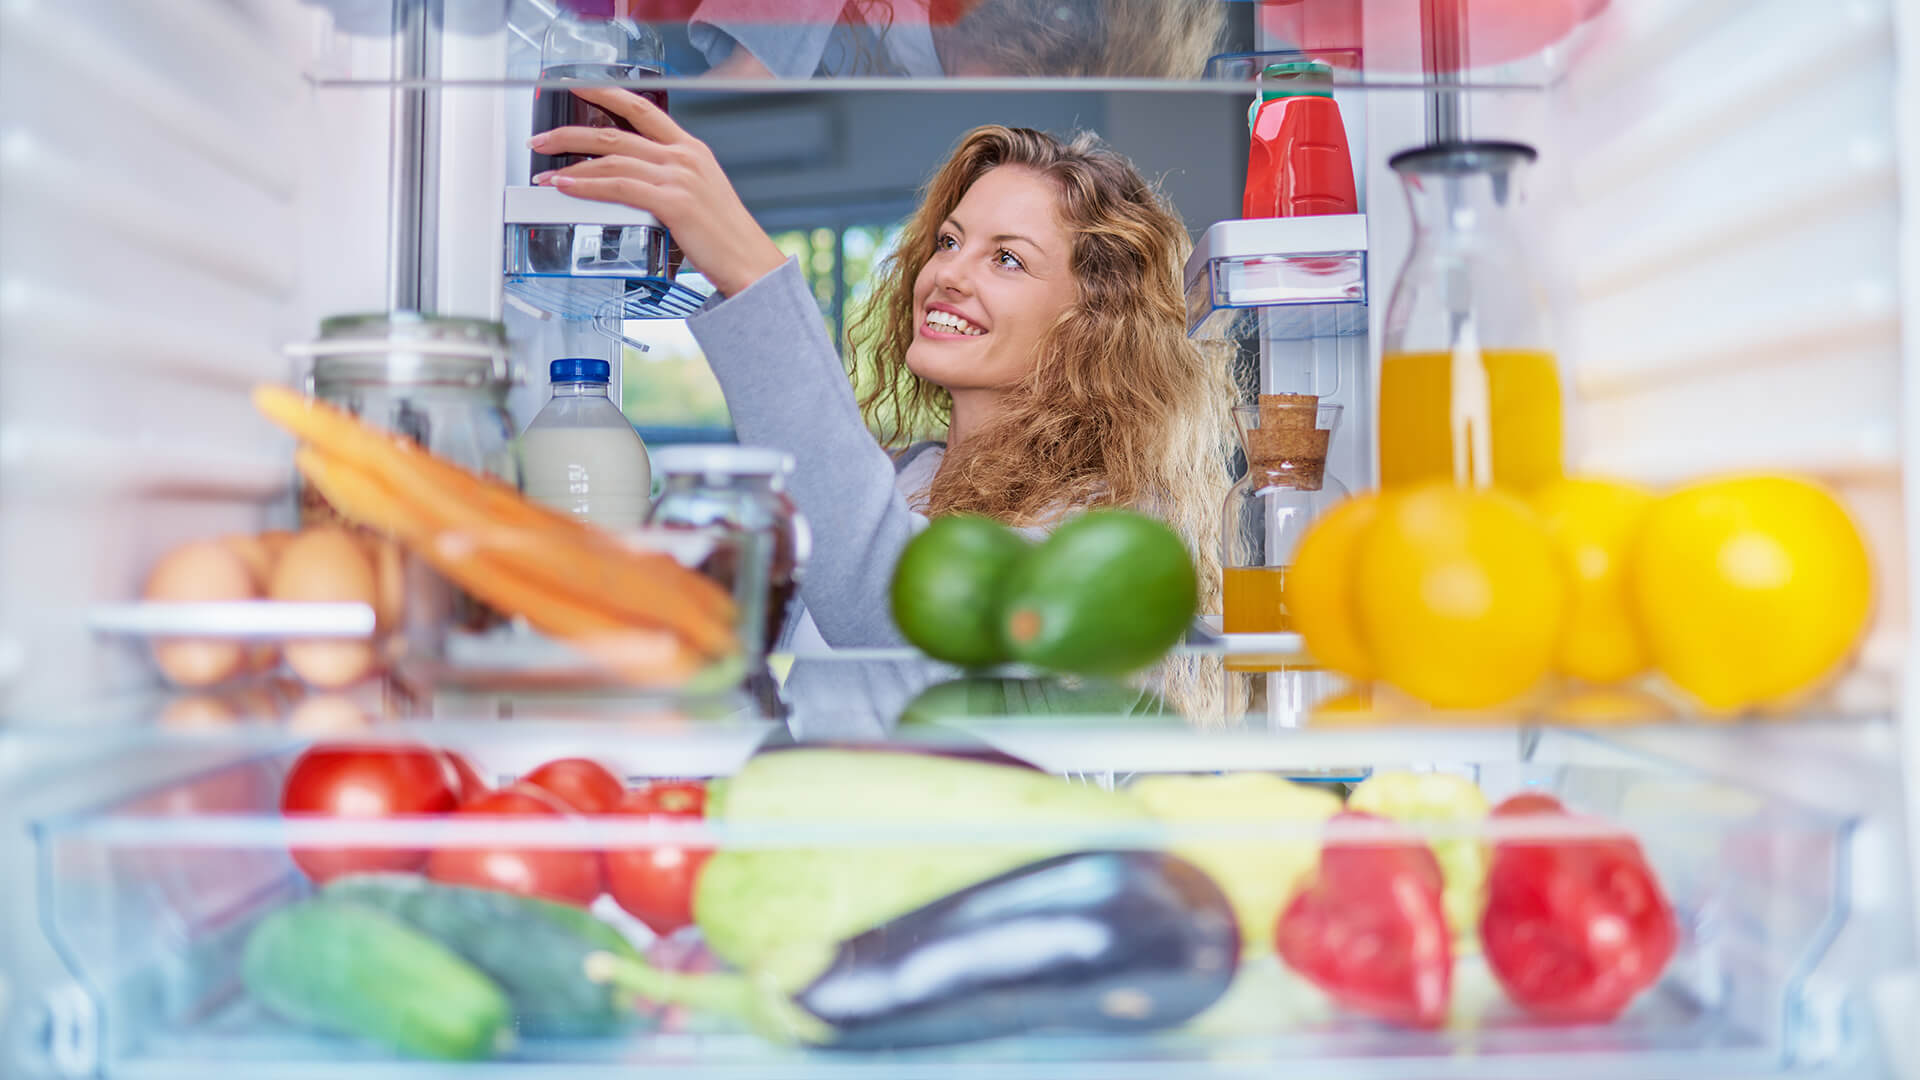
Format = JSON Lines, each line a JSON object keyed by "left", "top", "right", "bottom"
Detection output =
{"left": 1480, "top": 793, "right": 1678, "bottom": 1022}
{"left": 1276, "top": 811, "right": 1452, "bottom": 1028}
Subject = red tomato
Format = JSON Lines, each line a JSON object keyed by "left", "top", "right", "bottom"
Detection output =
{"left": 522, "top": 757, "right": 625, "bottom": 814}
{"left": 604, "top": 781, "right": 711, "bottom": 936}
{"left": 1491, "top": 791, "right": 1567, "bottom": 817}
{"left": 1276, "top": 812, "right": 1452, "bottom": 1029}
{"left": 280, "top": 744, "right": 461, "bottom": 883}
{"left": 1481, "top": 794, "right": 1677, "bottom": 1021}
{"left": 426, "top": 784, "right": 602, "bottom": 905}
{"left": 439, "top": 750, "right": 491, "bottom": 803}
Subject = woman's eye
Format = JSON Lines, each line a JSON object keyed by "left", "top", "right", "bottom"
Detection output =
{"left": 935, "top": 233, "right": 958, "bottom": 251}
{"left": 996, "top": 248, "right": 1024, "bottom": 270}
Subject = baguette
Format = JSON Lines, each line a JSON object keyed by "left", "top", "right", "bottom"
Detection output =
{"left": 296, "top": 449, "right": 704, "bottom": 685}
{"left": 299, "top": 443, "right": 734, "bottom": 652}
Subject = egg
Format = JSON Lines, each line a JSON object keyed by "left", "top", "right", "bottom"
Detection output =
{"left": 219, "top": 533, "right": 282, "bottom": 673}
{"left": 270, "top": 528, "right": 381, "bottom": 689}
{"left": 156, "top": 694, "right": 241, "bottom": 731}
{"left": 286, "top": 693, "right": 373, "bottom": 734}
{"left": 259, "top": 529, "right": 297, "bottom": 563}
{"left": 143, "top": 540, "right": 258, "bottom": 687}
{"left": 364, "top": 535, "right": 408, "bottom": 633}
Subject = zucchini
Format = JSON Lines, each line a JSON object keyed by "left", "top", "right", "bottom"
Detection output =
{"left": 322, "top": 873, "right": 642, "bottom": 1036}
{"left": 242, "top": 899, "right": 511, "bottom": 1061}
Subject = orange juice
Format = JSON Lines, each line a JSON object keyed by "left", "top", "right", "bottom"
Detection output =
{"left": 1378, "top": 347, "right": 1563, "bottom": 494}
{"left": 1223, "top": 565, "right": 1290, "bottom": 634}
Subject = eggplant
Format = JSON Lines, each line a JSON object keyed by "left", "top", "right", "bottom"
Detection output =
{"left": 799, "top": 849, "right": 1239, "bottom": 1048}
{"left": 586, "top": 850, "right": 1239, "bottom": 1050}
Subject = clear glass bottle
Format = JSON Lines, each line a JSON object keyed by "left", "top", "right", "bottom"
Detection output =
{"left": 531, "top": 0, "right": 667, "bottom": 177}
{"left": 519, "top": 358, "right": 653, "bottom": 530}
{"left": 648, "top": 446, "right": 810, "bottom": 658}
{"left": 1378, "top": 141, "right": 1564, "bottom": 495}
{"left": 1222, "top": 397, "right": 1346, "bottom": 635}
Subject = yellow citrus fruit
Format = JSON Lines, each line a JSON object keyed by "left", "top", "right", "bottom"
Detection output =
{"left": 1355, "top": 485, "right": 1566, "bottom": 709}
{"left": 1630, "top": 474, "right": 1872, "bottom": 713}
{"left": 1544, "top": 685, "right": 1675, "bottom": 726}
{"left": 1283, "top": 493, "right": 1382, "bottom": 680}
{"left": 1530, "top": 476, "right": 1657, "bottom": 684}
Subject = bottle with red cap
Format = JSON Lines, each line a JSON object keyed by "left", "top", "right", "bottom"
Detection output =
{"left": 1243, "top": 60, "right": 1357, "bottom": 220}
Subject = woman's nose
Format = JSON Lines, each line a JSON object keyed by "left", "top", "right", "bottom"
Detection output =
{"left": 931, "top": 253, "right": 973, "bottom": 295}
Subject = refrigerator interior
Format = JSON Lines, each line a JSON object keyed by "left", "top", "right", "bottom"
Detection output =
{"left": 0, "top": 0, "right": 1916, "bottom": 1075}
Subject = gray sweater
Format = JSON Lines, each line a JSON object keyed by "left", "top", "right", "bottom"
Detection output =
{"left": 686, "top": 257, "right": 929, "bottom": 651}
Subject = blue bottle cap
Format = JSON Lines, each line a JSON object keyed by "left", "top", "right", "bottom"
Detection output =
{"left": 549, "top": 357, "right": 611, "bottom": 383}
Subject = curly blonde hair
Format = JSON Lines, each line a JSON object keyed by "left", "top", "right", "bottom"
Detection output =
{"left": 929, "top": 0, "right": 1227, "bottom": 78}
{"left": 848, "top": 124, "right": 1231, "bottom": 612}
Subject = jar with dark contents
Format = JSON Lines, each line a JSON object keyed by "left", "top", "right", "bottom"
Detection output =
{"left": 295, "top": 313, "right": 520, "bottom": 650}
{"left": 646, "top": 447, "right": 809, "bottom": 658}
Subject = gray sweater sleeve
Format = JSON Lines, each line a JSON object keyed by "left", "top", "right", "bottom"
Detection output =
{"left": 685, "top": 258, "right": 914, "bottom": 647}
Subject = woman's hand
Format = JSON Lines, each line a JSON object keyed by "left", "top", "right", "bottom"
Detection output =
{"left": 530, "top": 86, "right": 787, "bottom": 298}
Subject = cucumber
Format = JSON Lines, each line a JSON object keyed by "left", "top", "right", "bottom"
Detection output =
{"left": 242, "top": 899, "right": 511, "bottom": 1060}
{"left": 322, "top": 873, "right": 642, "bottom": 1036}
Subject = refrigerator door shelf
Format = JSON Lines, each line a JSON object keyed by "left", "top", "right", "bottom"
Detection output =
{"left": 1184, "top": 217, "right": 1369, "bottom": 337}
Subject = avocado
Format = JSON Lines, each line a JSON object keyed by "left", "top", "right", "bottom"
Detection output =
{"left": 999, "top": 510, "right": 1199, "bottom": 677}
{"left": 890, "top": 514, "right": 1032, "bottom": 668}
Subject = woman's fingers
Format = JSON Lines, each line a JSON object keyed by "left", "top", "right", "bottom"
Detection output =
{"left": 529, "top": 123, "right": 667, "bottom": 164}
{"left": 535, "top": 153, "right": 673, "bottom": 186}
{"left": 570, "top": 85, "right": 686, "bottom": 145}
{"left": 546, "top": 174, "right": 664, "bottom": 210}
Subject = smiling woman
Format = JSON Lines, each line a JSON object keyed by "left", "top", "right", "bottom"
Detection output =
{"left": 529, "top": 89, "right": 1229, "bottom": 670}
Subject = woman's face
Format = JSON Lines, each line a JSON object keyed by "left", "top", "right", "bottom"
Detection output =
{"left": 906, "top": 165, "right": 1077, "bottom": 396}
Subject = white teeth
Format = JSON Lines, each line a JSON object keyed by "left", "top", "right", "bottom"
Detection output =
{"left": 924, "top": 310, "right": 984, "bottom": 336}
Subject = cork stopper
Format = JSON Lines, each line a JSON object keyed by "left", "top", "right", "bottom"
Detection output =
{"left": 1241, "top": 393, "right": 1330, "bottom": 490}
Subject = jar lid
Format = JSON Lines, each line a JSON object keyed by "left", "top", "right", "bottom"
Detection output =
{"left": 301, "top": 312, "right": 509, "bottom": 388}
{"left": 651, "top": 445, "right": 795, "bottom": 479}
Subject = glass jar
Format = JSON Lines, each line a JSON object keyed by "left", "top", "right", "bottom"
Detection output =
{"left": 1222, "top": 397, "right": 1346, "bottom": 636}
{"left": 647, "top": 446, "right": 810, "bottom": 659}
{"left": 1378, "top": 141, "right": 1564, "bottom": 495}
{"left": 531, "top": 0, "right": 668, "bottom": 177}
{"left": 295, "top": 312, "right": 519, "bottom": 639}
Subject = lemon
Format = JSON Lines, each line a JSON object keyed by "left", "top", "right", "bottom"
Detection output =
{"left": 1544, "top": 685, "right": 1675, "bottom": 725}
{"left": 1531, "top": 477, "right": 1657, "bottom": 684}
{"left": 1355, "top": 485, "right": 1566, "bottom": 709}
{"left": 1630, "top": 474, "right": 1872, "bottom": 713}
{"left": 1283, "top": 493, "right": 1382, "bottom": 680}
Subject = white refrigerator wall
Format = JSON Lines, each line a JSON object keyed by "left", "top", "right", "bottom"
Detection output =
{"left": 0, "top": 0, "right": 397, "bottom": 713}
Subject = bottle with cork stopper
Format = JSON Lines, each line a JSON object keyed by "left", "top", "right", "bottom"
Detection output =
{"left": 1222, "top": 393, "right": 1346, "bottom": 635}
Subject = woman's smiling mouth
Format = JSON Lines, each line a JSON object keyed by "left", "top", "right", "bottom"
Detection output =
{"left": 922, "top": 306, "right": 986, "bottom": 337}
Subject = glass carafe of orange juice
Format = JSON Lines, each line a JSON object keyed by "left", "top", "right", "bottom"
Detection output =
{"left": 1222, "top": 397, "right": 1346, "bottom": 635}
{"left": 1379, "top": 142, "right": 1563, "bottom": 494}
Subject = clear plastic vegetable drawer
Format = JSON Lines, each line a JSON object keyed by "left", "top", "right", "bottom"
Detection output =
{"left": 31, "top": 732, "right": 1852, "bottom": 1079}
